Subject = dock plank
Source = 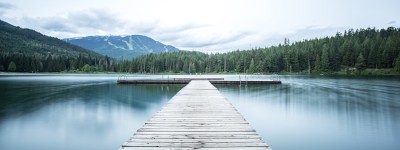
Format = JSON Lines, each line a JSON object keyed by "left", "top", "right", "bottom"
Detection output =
{"left": 119, "top": 80, "right": 270, "bottom": 150}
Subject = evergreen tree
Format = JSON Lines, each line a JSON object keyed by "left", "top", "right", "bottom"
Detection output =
{"left": 355, "top": 53, "right": 366, "bottom": 73}
{"left": 189, "top": 62, "right": 196, "bottom": 73}
{"left": 248, "top": 59, "right": 256, "bottom": 73}
{"left": 321, "top": 47, "right": 330, "bottom": 71}
{"left": 8, "top": 61, "right": 16, "bottom": 72}
{"left": 314, "top": 54, "right": 321, "bottom": 72}
{"left": 367, "top": 47, "right": 377, "bottom": 68}
{"left": 382, "top": 49, "right": 391, "bottom": 68}
{"left": 82, "top": 64, "right": 91, "bottom": 72}
{"left": 395, "top": 54, "right": 400, "bottom": 72}
{"left": 235, "top": 56, "right": 244, "bottom": 72}
{"left": 256, "top": 60, "right": 264, "bottom": 73}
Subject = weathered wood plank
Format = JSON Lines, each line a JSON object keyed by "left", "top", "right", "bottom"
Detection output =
{"left": 130, "top": 134, "right": 262, "bottom": 139}
{"left": 137, "top": 129, "right": 256, "bottom": 132}
{"left": 133, "top": 132, "right": 259, "bottom": 135}
{"left": 141, "top": 126, "right": 252, "bottom": 129}
{"left": 128, "top": 138, "right": 265, "bottom": 143}
{"left": 143, "top": 124, "right": 250, "bottom": 126}
{"left": 144, "top": 122, "right": 250, "bottom": 124}
{"left": 142, "top": 124, "right": 251, "bottom": 127}
{"left": 155, "top": 113, "right": 241, "bottom": 115}
{"left": 151, "top": 116, "right": 243, "bottom": 118}
{"left": 122, "top": 142, "right": 269, "bottom": 147}
{"left": 120, "top": 80, "right": 271, "bottom": 150}
{"left": 120, "top": 148, "right": 269, "bottom": 150}
{"left": 148, "top": 119, "right": 246, "bottom": 122}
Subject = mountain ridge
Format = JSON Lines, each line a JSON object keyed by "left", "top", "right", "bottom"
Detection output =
{"left": 0, "top": 19, "right": 115, "bottom": 72}
{"left": 64, "top": 35, "right": 179, "bottom": 59}
{"left": 0, "top": 19, "right": 103, "bottom": 57}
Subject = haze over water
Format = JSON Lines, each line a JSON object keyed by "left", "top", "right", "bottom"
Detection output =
{"left": 0, "top": 74, "right": 399, "bottom": 150}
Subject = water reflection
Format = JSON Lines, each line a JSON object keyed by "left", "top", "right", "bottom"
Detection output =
{"left": 216, "top": 76, "right": 400, "bottom": 150}
{"left": 1, "top": 74, "right": 399, "bottom": 150}
{"left": 0, "top": 75, "right": 183, "bottom": 150}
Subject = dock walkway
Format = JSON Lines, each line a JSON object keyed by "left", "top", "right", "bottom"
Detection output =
{"left": 120, "top": 80, "right": 270, "bottom": 150}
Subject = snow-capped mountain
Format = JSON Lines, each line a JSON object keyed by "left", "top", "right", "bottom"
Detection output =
{"left": 64, "top": 35, "right": 179, "bottom": 59}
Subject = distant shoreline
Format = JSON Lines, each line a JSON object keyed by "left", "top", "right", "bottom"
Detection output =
{"left": 1, "top": 70, "right": 399, "bottom": 77}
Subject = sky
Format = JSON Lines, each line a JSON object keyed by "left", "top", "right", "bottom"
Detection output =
{"left": 0, "top": 0, "right": 399, "bottom": 52}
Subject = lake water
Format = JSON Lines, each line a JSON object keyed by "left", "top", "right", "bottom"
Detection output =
{"left": 0, "top": 74, "right": 399, "bottom": 150}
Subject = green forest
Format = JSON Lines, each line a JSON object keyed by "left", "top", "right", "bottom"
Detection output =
{"left": 120, "top": 27, "right": 400, "bottom": 75}
{"left": 0, "top": 20, "right": 116, "bottom": 72}
{"left": 1, "top": 24, "right": 400, "bottom": 74}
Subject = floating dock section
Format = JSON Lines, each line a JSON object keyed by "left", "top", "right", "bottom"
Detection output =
{"left": 118, "top": 78, "right": 281, "bottom": 84}
{"left": 120, "top": 80, "right": 271, "bottom": 150}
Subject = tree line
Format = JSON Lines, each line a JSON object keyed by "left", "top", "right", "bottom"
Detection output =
{"left": 0, "top": 53, "right": 115, "bottom": 72}
{"left": 2, "top": 27, "right": 400, "bottom": 73}
{"left": 117, "top": 27, "right": 400, "bottom": 74}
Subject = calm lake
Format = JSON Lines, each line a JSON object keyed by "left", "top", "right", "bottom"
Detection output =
{"left": 0, "top": 74, "right": 399, "bottom": 150}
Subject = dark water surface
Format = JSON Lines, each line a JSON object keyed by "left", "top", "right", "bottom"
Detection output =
{"left": 0, "top": 74, "right": 183, "bottom": 150}
{"left": 216, "top": 75, "right": 400, "bottom": 150}
{"left": 0, "top": 74, "right": 399, "bottom": 150}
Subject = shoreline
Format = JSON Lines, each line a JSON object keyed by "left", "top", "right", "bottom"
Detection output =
{"left": 1, "top": 71, "right": 399, "bottom": 77}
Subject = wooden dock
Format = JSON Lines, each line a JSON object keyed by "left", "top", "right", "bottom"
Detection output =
{"left": 118, "top": 79, "right": 281, "bottom": 84}
{"left": 120, "top": 80, "right": 270, "bottom": 150}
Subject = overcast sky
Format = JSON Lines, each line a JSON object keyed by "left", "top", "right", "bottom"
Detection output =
{"left": 0, "top": 0, "right": 399, "bottom": 52}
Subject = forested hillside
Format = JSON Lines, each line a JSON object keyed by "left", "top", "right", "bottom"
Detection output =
{"left": 0, "top": 20, "right": 116, "bottom": 72}
{"left": 118, "top": 27, "right": 400, "bottom": 74}
{"left": 2, "top": 19, "right": 399, "bottom": 75}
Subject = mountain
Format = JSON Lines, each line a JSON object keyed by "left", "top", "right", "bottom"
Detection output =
{"left": 64, "top": 35, "right": 179, "bottom": 59}
{"left": 0, "top": 20, "right": 102, "bottom": 57}
{"left": 0, "top": 20, "right": 113, "bottom": 72}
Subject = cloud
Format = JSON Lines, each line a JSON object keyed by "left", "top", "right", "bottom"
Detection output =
{"left": 387, "top": 20, "right": 396, "bottom": 25}
{"left": 0, "top": 2, "right": 13, "bottom": 9}
{"left": 0, "top": 2, "right": 14, "bottom": 16}
{"left": 32, "top": 9, "right": 126, "bottom": 34}
{"left": 16, "top": 9, "right": 159, "bottom": 38}
{"left": 9, "top": 10, "right": 358, "bottom": 53}
{"left": 1, "top": 9, "right": 200, "bottom": 52}
{"left": 192, "top": 26, "right": 351, "bottom": 53}
{"left": 32, "top": 17, "right": 74, "bottom": 33}
{"left": 175, "top": 31, "right": 251, "bottom": 48}
{"left": 154, "top": 23, "right": 209, "bottom": 41}
{"left": 18, "top": 8, "right": 209, "bottom": 40}
{"left": 13, "top": 8, "right": 222, "bottom": 50}
{"left": 2, "top": 0, "right": 400, "bottom": 53}
{"left": 262, "top": 26, "right": 349, "bottom": 46}
{"left": 69, "top": 9, "right": 126, "bottom": 30}
{"left": 155, "top": 25, "right": 348, "bottom": 52}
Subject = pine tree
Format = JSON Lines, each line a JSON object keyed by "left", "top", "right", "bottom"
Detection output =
{"left": 395, "top": 54, "right": 400, "bottom": 72}
{"left": 355, "top": 53, "right": 366, "bottom": 74}
{"left": 82, "top": 64, "right": 91, "bottom": 72}
{"left": 189, "top": 62, "right": 196, "bottom": 73}
{"left": 8, "top": 61, "right": 17, "bottom": 72}
{"left": 235, "top": 56, "right": 244, "bottom": 72}
{"left": 367, "top": 47, "right": 377, "bottom": 68}
{"left": 256, "top": 60, "right": 264, "bottom": 73}
{"left": 314, "top": 54, "right": 321, "bottom": 72}
{"left": 321, "top": 47, "right": 330, "bottom": 71}
{"left": 248, "top": 59, "right": 255, "bottom": 73}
